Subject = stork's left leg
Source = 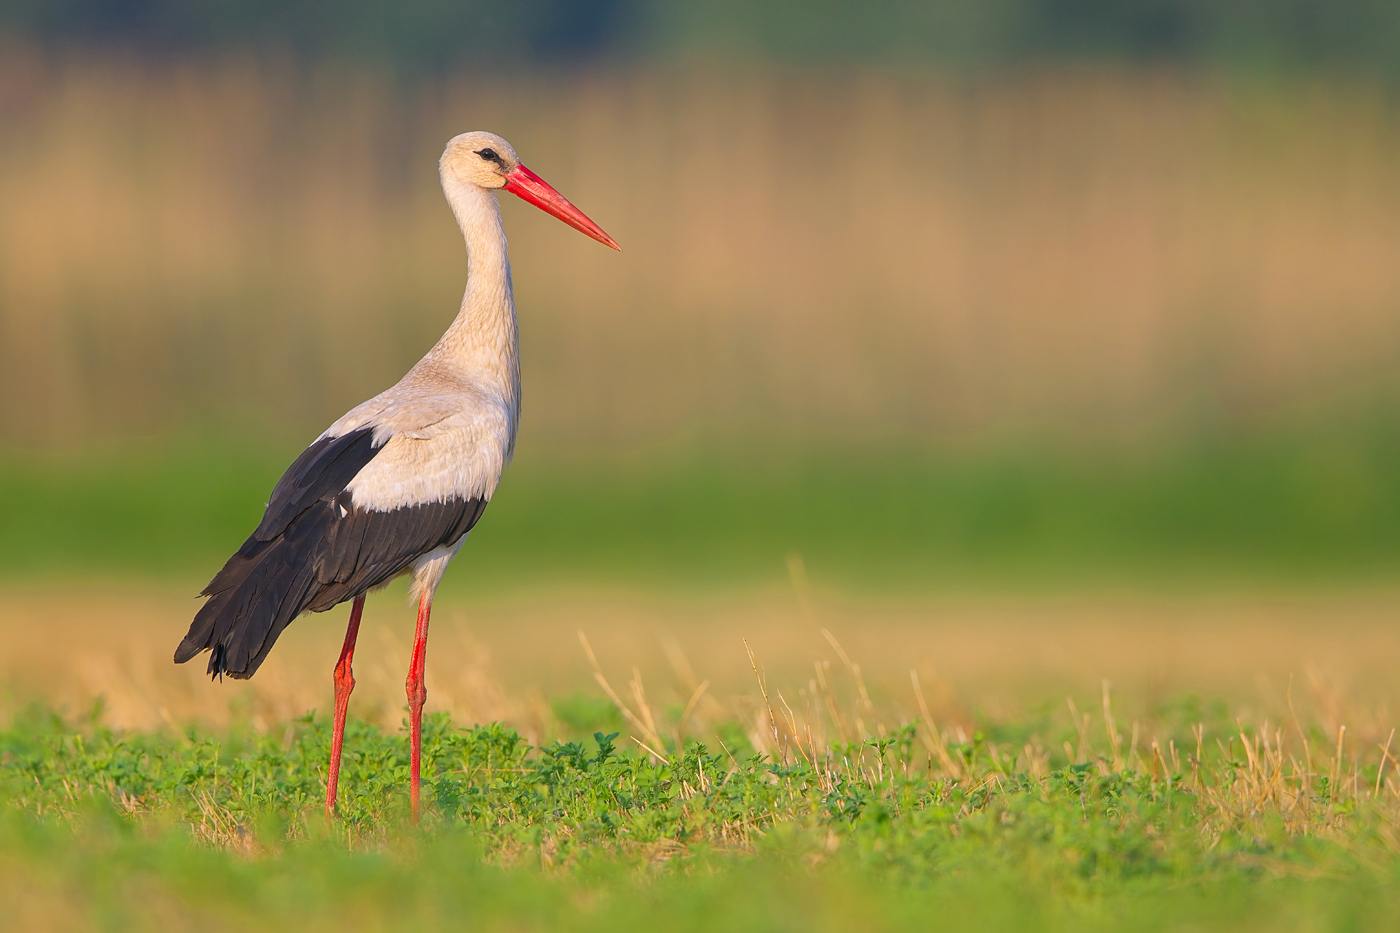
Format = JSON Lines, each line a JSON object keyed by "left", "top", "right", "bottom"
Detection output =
{"left": 325, "top": 595, "right": 365, "bottom": 818}
{"left": 405, "top": 592, "right": 432, "bottom": 823}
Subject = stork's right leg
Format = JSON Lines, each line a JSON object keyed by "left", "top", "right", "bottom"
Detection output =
{"left": 405, "top": 592, "right": 433, "bottom": 824}
{"left": 325, "top": 595, "right": 365, "bottom": 817}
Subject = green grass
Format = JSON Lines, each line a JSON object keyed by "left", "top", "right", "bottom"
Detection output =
{"left": 5, "top": 422, "right": 1400, "bottom": 591}
{"left": 2, "top": 696, "right": 1398, "bottom": 932}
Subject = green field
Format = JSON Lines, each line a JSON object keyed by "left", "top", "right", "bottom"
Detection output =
{"left": 6, "top": 419, "right": 1400, "bottom": 592}
{"left": 3, "top": 688, "right": 1398, "bottom": 932}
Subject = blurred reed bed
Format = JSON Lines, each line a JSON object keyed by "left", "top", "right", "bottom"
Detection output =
{"left": 2, "top": 49, "right": 1399, "bottom": 451}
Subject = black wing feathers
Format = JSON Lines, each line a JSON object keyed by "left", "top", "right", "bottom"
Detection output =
{"left": 199, "top": 430, "right": 380, "bottom": 597}
{"left": 174, "top": 426, "right": 488, "bottom": 680}
{"left": 303, "top": 493, "right": 487, "bottom": 610}
{"left": 254, "top": 428, "right": 380, "bottom": 544}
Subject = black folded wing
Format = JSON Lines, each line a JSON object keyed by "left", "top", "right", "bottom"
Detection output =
{"left": 175, "top": 427, "right": 487, "bottom": 679}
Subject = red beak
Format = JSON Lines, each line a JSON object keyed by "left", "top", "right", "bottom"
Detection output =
{"left": 502, "top": 165, "right": 621, "bottom": 251}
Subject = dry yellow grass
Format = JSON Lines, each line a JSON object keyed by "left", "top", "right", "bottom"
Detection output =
{"left": 2, "top": 52, "right": 1399, "bottom": 448}
{"left": 3, "top": 581, "right": 1397, "bottom": 762}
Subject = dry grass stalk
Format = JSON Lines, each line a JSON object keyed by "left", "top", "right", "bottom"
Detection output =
{"left": 911, "top": 670, "right": 961, "bottom": 776}
{"left": 744, "top": 639, "right": 783, "bottom": 762}
{"left": 1378, "top": 729, "right": 1397, "bottom": 798}
{"left": 191, "top": 792, "right": 259, "bottom": 856}
{"left": 577, "top": 631, "right": 668, "bottom": 758}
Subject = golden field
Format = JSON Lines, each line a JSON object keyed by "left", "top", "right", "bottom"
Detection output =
{"left": 4, "top": 580, "right": 1397, "bottom": 762}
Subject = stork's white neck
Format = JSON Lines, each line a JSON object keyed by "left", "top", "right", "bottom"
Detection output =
{"left": 422, "top": 179, "right": 522, "bottom": 451}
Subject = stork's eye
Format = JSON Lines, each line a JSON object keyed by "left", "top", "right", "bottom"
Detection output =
{"left": 476, "top": 148, "right": 501, "bottom": 164}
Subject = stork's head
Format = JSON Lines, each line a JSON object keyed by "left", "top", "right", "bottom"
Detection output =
{"left": 441, "top": 131, "right": 620, "bottom": 250}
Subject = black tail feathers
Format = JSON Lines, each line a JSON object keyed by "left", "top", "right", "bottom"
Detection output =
{"left": 175, "top": 427, "right": 386, "bottom": 680}
{"left": 174, "top": 533, "right": 322, "bottom": 680}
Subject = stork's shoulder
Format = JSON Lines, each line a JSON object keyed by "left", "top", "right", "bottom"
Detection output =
{"left": 322, "top": 367, "right": 513, "bottom": 445}
{"left": 325, "top": 367, "right": 516, "bottom": 511}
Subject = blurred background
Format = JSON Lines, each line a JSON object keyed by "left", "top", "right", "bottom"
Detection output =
{"left": 1, "top": 1, "right": 1399, "bottom": 731}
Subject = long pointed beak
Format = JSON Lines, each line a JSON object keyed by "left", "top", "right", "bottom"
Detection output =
{"left": 502, "top": 165, "right": 621, "bottom": 251}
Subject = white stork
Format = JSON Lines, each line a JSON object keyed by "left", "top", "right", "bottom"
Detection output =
{"left": 174, "top": 132, "right": 619, "bottom": 820}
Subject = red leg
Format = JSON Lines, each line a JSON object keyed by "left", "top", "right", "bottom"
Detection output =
{"left": 406, "top": 592, "right": 432, "bottom": 823}
{"left": 325, "top": 595, "right": 365, "bottom": 817}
